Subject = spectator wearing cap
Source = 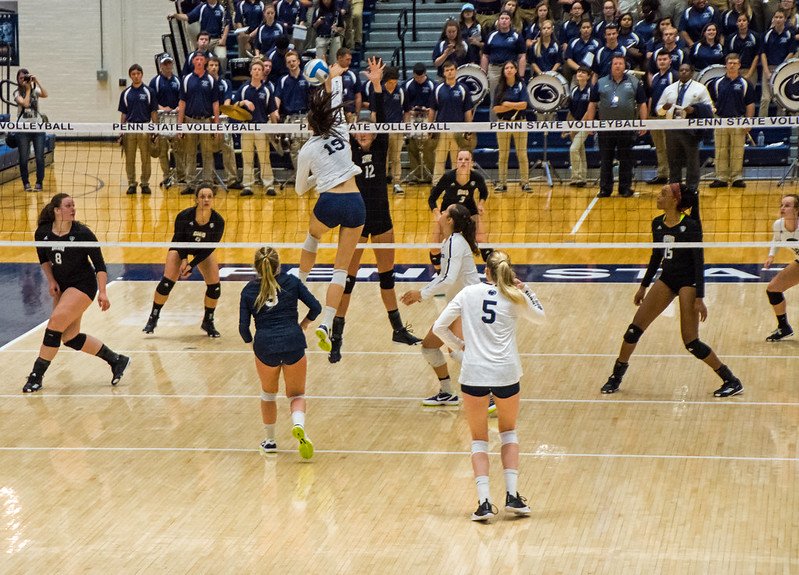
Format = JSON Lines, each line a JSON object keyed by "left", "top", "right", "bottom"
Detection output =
{"left": 118, "top": 64, "right": 157, "bottom": 195}
{"left": 459, "top": 4, "right": 484, "bottom": 64}
{"left": 433, "top": 20, "right": 469, "bottom": 78}
{"left": 371, "top": 66, "right": 407, "bottom": 193}
{"left": 183, "top": 31, "right": 213, "bottom": 77}
{"left": 178, "top": 50, "right": 221, "bottom": 195}
{"left": 431, "top": 60, "right": 474, "bottom": 185}
{"left": 252, "top": 4, "right": 285, "bottom": 56}
{"left": 760, "top": 9, "right": 797, "bottom": 116}
{"left": 170, "top": 0, "right": 230, "bottom": 71}
{"left": 235, "top": 0, "right": 265, "bottom": 57}
{"left": 481, "top": 11, "right": 526, "bottom": 118}
{"left": 149, "top": 54, "right": 186, "bottom": 189}
{"left": 404, "top": 63, "right": 437, "bottom": 182}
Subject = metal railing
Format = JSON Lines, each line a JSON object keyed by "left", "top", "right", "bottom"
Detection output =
{"left": 396, "top": 9, "right": 408, "bottom": 80}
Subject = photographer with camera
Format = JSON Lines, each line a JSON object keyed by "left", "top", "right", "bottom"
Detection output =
{"left": 13, "top": 68, "right": 48, "bottom": 192}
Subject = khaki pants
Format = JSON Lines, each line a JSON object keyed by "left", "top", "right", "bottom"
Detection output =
{"left": 316, "top": 35, "right": 342, "bottom": 64}
{"left": 346, "top": 0, "right": 364, "bottom": 46}
{"left": 236, "top": 29, "right": 252, "bottom": 58}
{"left": 433, "top": 133, "right": 460, "bottom": 185}
{"left": 241, "top": 133, "right": 274, "bottom": 187}
{"left": 123, "top": 133, "right": 151, "bottom": 186}
{"left": 714, "top": 127, "right": 747, "bottom": 183}
{"left": 569, "top": 130, "right": 589, "bottom": 182}
{"left": 761, "top": 66, "right": 780, "bottom": 117}
{"left": 159, "top": 136, "right": 185, "bottom": 182}
{"left": 388, "top": 133, "right": 403, "bottom": 182}
{"left": 496, "top": 131, "right": 528, "bottom": 184}
{"left": 209, "top": 38, "right": 227, "bottom": 72}
{"left": 184, "top": 117, "right": 217, "bottom": 187}
{"left": 487, "top": 64, "right": 503, "bottom": 121}
{"left": 215, "top": 134, "right": 238, "bottom": 182}
{"left": 650, "top": 123, "right": 669, "bottom": 179}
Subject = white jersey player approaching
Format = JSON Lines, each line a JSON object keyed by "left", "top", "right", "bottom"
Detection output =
{"left": 433, "top": 251, "right": 545, "bottom": 522}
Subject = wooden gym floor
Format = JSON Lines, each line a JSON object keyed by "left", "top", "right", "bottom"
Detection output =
{"left": 0, "top": 142, "right": 797, "bottom": 573}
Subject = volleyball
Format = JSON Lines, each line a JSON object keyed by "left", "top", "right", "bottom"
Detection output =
{"left": 303, "top": 58, "right": 329, "bottom": 86}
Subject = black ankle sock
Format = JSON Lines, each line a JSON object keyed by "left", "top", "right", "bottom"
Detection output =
{"left": 332, "top": 316, "right": 345, "bottom": 337}
{"left": 612, "top": 359, "right": 629, "bottom": 378}
{"left": 96, "top": 344, "right": 119, "bottom": 365}
{"left": 387, "top": 309, "right": 404, "bottom": 331}
{"left": 204, "top": 307, "right": 215, "bottom": 322}
{"left": 715, "top": 364, "right": 733, "bottom": 381}
{"left": 30, "top": 357, "right": 51, "bottom": 378}
{"left": 777, "top": 314, "right": 789, "bottom": 329}
{"left": 150, "top": 302, "right": 164, "bottom": 318}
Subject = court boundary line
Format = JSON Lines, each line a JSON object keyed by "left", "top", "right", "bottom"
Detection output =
{"left": 570, "top": 196, "right": 599, "bottom": 235}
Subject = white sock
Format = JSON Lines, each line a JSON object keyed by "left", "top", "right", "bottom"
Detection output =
{"left": 291, "top": 410, "right": 305, "bottom": 428}
{"left": 439, "top": 377, "right": 452, "bottom": 394}
{"left": 504, "top": 468, "right": 518, "bottom": 495}
{"left": 475, "top": 475, "right": 490, "bottom": 502}
{"left": 320, "top": 305, "right": 336, "bottom": 328}
{"left": 263, "top": 424, "right": 275, "bottom": 441}
{"left": 298, "top": 270, "right": 309, "bottom": 284}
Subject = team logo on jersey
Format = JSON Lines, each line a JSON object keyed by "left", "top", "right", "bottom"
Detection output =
{"left": 488, "top": 289, "right": 497, "bottom": 296}
{"left": 210, "top": 223, "right": 215, "bottom": 228}
{"left": 69, "top": 236, "right": 75, "bottom": 241}
{"left": 679, "top": 226, "right": 686, "bottom": 232}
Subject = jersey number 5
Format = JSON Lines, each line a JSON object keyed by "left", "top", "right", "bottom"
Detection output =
{"left": 481, "top": 299, "right": 497, "bottom": 324}
{"left": 324, "top": 138, "right": 346, "bottom": 155}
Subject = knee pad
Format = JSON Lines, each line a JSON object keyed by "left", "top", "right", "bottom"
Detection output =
{"left": 205, "top": 282, "right": 221, "bottom": 300}
{"left": 623, "top": 324, "right": 644, "bottom": 344}
{"left": 378, "top": 270, "right": 395, "bottom": 290}
{"left": 344, "top": 274, "right": 357, "bottom": 295}
{"left": 43, "top": 328, "right": 62, "bottom": 349}
{"left": 260, "top": 391, "right": 277, "bottom": 402}
{"left": 685, "top": 338, "right": 712, "bottom": 360}
{"left": 63, "top": 333, "right": 87, "bottom": 351}
{"left": 499, "top": 430, "right": 519, "bottom": 446}
{"left": 767, "top": 290, "right": 785, "bottom": 306}
{"left": 156, "top": 277, "right": 176, "bottom": 297}
{"left": 303, "top": 233, "right": 319, "bottom": 254}
{"left": 471, "top": 440, "right": 489, "bottom": 455}
{"left": 429, "top": 252, "right": 441, "bottom": 267}
{"left": 421, "top": 347, "right": 447, "bottom": 368}
{"left": 331, "top": 269, "right": 347, "bottom": 288}
{"left": 479, "top": 248, "right": 494, "bottom": 263}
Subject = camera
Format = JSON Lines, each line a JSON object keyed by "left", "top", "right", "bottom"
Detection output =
{"left": 21, "top": 74, "right": 31, "bottom": 82}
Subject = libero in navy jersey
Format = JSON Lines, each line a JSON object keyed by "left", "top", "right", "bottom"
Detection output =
{"left": 143, "top": 187, "right": 226, "bottom": 338}
{"left": 24, "top": 194, "right": 130, "bottom": 393}
{"left": 327, "top": 59, "right": 422, "bottom": 364}
{"left": 600, "top": 184, "right": 743, "bottom": 398}
{"left": 239, "top": 247, "right": 319, "bottom": 457}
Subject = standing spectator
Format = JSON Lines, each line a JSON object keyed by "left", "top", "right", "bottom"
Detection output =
{"left": 460, "top": 4, "right": 484, "bottom": 64}
{"left": 564, "top": 19, "right": 601, "bottom": 77}
{"left": 593, "top": 24, "right": 628, "bottom": 79}
{"left": 183, "top": 31, "right": 213, "bottom": 77}
{"left": 585, "top": 54, "right": 648, "bottom": 197}
{"left": 529, "top": 19, "right": 562, "bottom": 76}
{"left": 170, "top": 0, "right": 230, "bottom": 70}
{"left": 646, "top": 52, "right": 677, "bottom": 185}
{"left": 656, "top": 62, "right": 714, "bottom": 192}
{"left": 235, "top": 0, "right": 265, "bottom": 56}
{"left": 118, "top": 64, "right": 157, "bottom": 195}
{"left": 432, "top": 61, "right": 474, "bottom": 185}
{"left": 724, "top": 13, "right": 760, "bottom": 82}
{"left": 252, "top": 4, "right": 285, "bottom": 56}
{"left": 404, "top": 63, "right": 437, "bottom": 182}
{"left": 482, "top": 11, "right": 527, "bottom": 116}
{"left": 565, "top": 66, "right": 592, "bottom": 186}
{"left": 266, "top": 35, "right": 293, "bottom": 79}
{"left": 345, "top": 0, "right": 364, "bottom": 51}
{"left": 634, "top": 0, "right": 660, "bottom": 45}
{"left": 207, "top": 55, "right": 240, "bottom": 190}
{"left": 13, "top": 68, "right": 48, "bottom": 192}
{"left": 337, "top": 48, "right": 362, "bottom": 122}
{"left": 594, "top": 0, "right": 620, "bottom": 44}
{"left": 720, "top": 0, "right": 753, "bottom": 37}
{"left": 560, "top": 1, "right": 588, "bottom": 52}
{"left": 618, "top": 12, "right": 645, "bottom": 67}
{"left": 149, "top": 54, "right": 185, "bottom": 190}
{"left": 371, "top": 66, "right": 407, "bottom": 194}
{"left": 433, "top": 20, "right": 469, "bottom": 77}
{"left": 688, "top": 22, "right": 725, "bottom": 70}
{"left": 647, "top": 26, "right": 685, "bottom": 75}
{"left": 760, "top": 9, "right": 797, "bottom": 116}
{"left": 312, "top": 0, "right": 345, "bottom": 64}
{"left": 645, "top": 17, "right": 679, "bottom": 58}
{"left": 707, "top": 52, "right": 755, "bottom": 188}
{"left": 678, "top": 0, "right": 719, "bottom": 48}
{"left": 492, "top": 61, "right": 531, "bottom": 192}
{"left": 275, "top": 50, "right": 311, "bottom": 169}
{"left": 178, "top": 51, "right": 221, "bottom": 196}
{"left": 275, "top": 0, "right": 306, "bottom": 42}
{"left": 524, "top": 1, "right": 553, "bottom": 46}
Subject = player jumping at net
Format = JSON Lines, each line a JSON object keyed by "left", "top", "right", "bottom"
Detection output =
{"left": 764, "top": 194, "right": 799, "bottom": 342}
{"left": 24, "top": 194, "right": 130, "bottom": 393}
{"left": 294, "top": 63, "right": 366, "bottom": 352}
{"left": 143, "top": 186, "right": 225, "bottom": 337}
{"left": 328, "top": 57, "right": 421, "bottom": 363}
{"left": 401, "top": 203, "right": 480, "bottom": 406}
{"left": 433, "top": 251, "right": 545, "bottom": 521}
{"left": 239, "top": 247, "right": 321, "bottom": 458}
{"left": 601, "top": 183, "right": 743, "bottom": 398}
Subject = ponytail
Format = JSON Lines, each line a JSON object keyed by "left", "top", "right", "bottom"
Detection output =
{"left": 37, "top": 193, "right": 70, "bottom": 227}
{"left": 486, "top": 250, "right": 525, "bottom": 305}
{"left": 448, "top": 203, "right": 479, "bottom": 254}
{"left": 253, "top": 246, "right": 281, "bottom": 312}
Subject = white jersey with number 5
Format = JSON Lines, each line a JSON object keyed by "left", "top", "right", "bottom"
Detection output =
{"left": 433, "top": 282, "right": 545, "bottom": 386}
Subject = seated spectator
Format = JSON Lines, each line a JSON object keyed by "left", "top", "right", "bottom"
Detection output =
{"left": 565, "top": 19, "right": 600, "bottom": 78}
{"left": 593, "top": 23, "right": 628, "bottom": 79}
{"left": 460, "top": 4, "right": 484, "bottom": 64}
{"left": 170, "top": 0, "right": 230, "bottom": 70}
{"left": 235, "top": 0, "right": 265, "bottom": 57}
{"left": 529, "top": 19, "right": 562, "bottom": 75}
{"left": 594, "top": 0, "right": 620, "bottom": 44}
{"left": 183, "top": 31, "right": 213, "bottom": 77}
{"left": 689, "top": 22, "right": 725, "bottom": 70}
{"left": 433, "top": 19, "right": 470, "bottom": 77}
{"left": 724, "top": 12, "right": 760, "bottom": 81}
{"left": 720, "top": 0, "right": 753, "bottom": 38}
{"left": 633, "top": 0, "right": 660, "bottom": 45}
{"left": 618, "top": 12, "right": 645, "bottom": 67}
{"left": 678, "top": 0, "right": 719, "bottom": 49}
{"left": 253, "top": 4, "right": 285, "bottom": 56}
{"left": 560, "top": 1, "right": 588, "bottom": 51}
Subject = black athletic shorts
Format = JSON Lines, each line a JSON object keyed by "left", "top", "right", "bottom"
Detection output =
{"left": 460, "top": 382, "right": 520, "bottom": 399}
{"left": 60, "top": 277, "right": 98, "bottom": 301}
{"left": 658, "top": 273, "right": 696, "bottom": 295}
{"left": 255, "top": 347, "right": 305, "bottom": 367}
{"left": 361, "top": 211, "right": 393, "bottom": 237}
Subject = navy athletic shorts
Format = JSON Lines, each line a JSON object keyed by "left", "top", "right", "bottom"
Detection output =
{"left": 314, "top": 192, "right": 366, "bottom": 229}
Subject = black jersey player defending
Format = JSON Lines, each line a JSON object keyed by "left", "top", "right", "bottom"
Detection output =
{"left": 143, "top": 186, "right": 225, "bottom": 337}
{"left": 328, "top": 57, "right": 421, "bottom": 363}
{"left": 24, "top": 194, "right": 130, "bottom": 393}
{"left": 601, "top": 183, "right": 743, "bottom": 398}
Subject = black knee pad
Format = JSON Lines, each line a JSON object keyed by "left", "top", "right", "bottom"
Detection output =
{"left": 344, "top": 274, "right": 357, "bottom": 294}
{"left": 429, "top": 252, "right": 441, "bottom": 267}
{"left": 156, "top": 277, "right": 176, "bottom": 297}
{"left": 43, "top": 328, "right": 62, "bottom": 349}
{"left": 63, "top": 333, "right": 87, "bottom": 351}
{"left": 623, "top": 324, "right": 644, "bottom": 344}
{"left": 479, "top": 248, "right": 494, "bottom": 262}
{"left": 767, "top": 290, "right": 785, "bottom": 306}
{"left": 378, "top": 270, "right": 395, "bottom": 290}
{"left": 685, "top": 338, "right": 711, "bottom": 360}
{"left": 205, "top": 282, "right": 221, "bottom": 300}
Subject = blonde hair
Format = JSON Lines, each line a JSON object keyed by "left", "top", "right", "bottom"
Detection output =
{"left": 534, "top": 20, "right": 555, "bottom": 58}
{"left": 253, "top": 247, "right": 281, "bottom": 311}
{"left": 486, "top": 250, "right": 525, "bottom": 305}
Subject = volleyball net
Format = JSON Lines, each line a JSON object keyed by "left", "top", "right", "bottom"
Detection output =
{"left": 1, "top": 118, "right": 797, "bottom": 263}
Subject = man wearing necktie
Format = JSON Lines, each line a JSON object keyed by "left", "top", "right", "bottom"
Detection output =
{"left": 656, "top": 63, "right": 714, "bottom": 195}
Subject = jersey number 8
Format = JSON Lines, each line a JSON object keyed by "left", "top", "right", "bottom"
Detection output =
{"left": 54, "top": 252, "right": 62, "bottom": 265}
{"left": 481, "top": 299, "right": 497, "bottom": 324}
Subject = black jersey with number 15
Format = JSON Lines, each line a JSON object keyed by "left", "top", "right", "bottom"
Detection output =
{"left": 642, "top": 214, "right": 705, "bottom": 297}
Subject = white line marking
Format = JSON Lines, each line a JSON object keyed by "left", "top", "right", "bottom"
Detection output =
{"left": 570, "top": 196, "right": 599, "bottom": 235}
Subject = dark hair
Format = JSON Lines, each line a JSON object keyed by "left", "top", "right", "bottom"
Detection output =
{"left": 197, "top": 30, "right": 211, "bottom": 40}
{"left": 725, "top": 51, "right": 740, "bottom": 62}
{"left": 38, "top": 193, "right": 71, "bottom": 227}
{"left": 275, "top": 35, "right": 290, "bottom": 50}
{"left": 605, "top": 23, "right": 619, "bottom": 31}
{"left": 494, "top": 60, "right": 522, "bottom": 103}
{"left": 128, "top": 63, "right": 142, "bottom": 75}
{"left": 383, "top": 66, "right": 399, "bottom": 81}
{"left": 653, "top": 17, "right": 674, "bottom": 43}
{"left": 448, "top": 203, "right": 478, "bottom": 254}
{"left": 701, "top": 21, "right": 718, "bottom": 42}
{"left": 336, "top": 47, "right": 351, "bottom": 58}
{"left": 307, "top": 89, "right": 346, "bottom": 137}
{"left": 442, "top": 59, "right": 458, "bottom": 70}
{"left": 195, "top": 185, "right": 216, "bottom": 198}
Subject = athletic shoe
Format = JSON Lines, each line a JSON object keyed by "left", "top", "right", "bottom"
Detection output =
{"left": 731, "top": 179, "right": 746, "bottom": 188}
{"left": 111, "top": 355, "right": 130, "bottom": 386}
{"left": 422, "top": 391, "right": 460, "bottom": 406}
{"left": 22, "top": 373, "right": 43, "bottom": 393}
{"left": 618, "top": 189, "right": 635, "bottom": 198}
{"left": 180, "top": 186, "right": 195, "bottom": 196}
{"left": 505, "top": 492, "right": 531, "bottom": 516}
{"left": 393, "top": 183, "right": 405, "bottom": 195}
{"left": 126, "top": 185, "right": 137, "bottom": 195}
{"left": 23, "top": 184, "right": 32, "bottom": 192}
{"left": 266, "top": 186, "right": 277, "bottom": 196}
{"left": 240, "top": 187, "right": 253, "bottom": 197}
{"left": 713, "top": 377, "right": 743, "bottom": 398}
{"left": 601, "top": 375, "right": 622, "bottom": 394}
{"left": 159, "top": 177, "right": 172, "bottom": 189}
{"left": 494, "top": 183, "right": 507, "bottom": 193}
{"left": 292, "top": 424, "right": 314, "bottom": 459}
{"left": 708, "top": 179, "right": 727, "bottom": 188}
{"left": 143, "top": 315, "right": 158, "bottom": 334}
{"left": 140, "top": 185, "right": 152, "bottom": 195}
{"left": 34, "top": 183, "right": 43, "bottom": 192}
{"left": 226, "top": 180, "right": 243, "bottom": 190}
{"left": 316, "top": 325, "right": 332, "bottom": 352}
{"left": 471, "top": 500, "right": 498, "bottom": 521}
{"left": 201, "top": 319, "right": 221, "bottom": 338}
{"left": 392, "top": 325, "right": 421, "bottom": 345}
{"left": 766, "top": 326, "right": 794, "bottom": 342}
{"left": 521, "top": 183, "right": 533, "bottom": 192}
{"left": 487, "top": 396, "right": 497, "bottom": 416}
{"left": 259, "top": 439, "right": 277, "bottom": 454}
{"left": 329, "top": 334, "right": 342, "bottom": 363}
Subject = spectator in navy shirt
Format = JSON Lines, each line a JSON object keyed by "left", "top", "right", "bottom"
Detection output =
{"left": 679, "top": 0, "right": 719, "bottom": 48}
{"left": 529, "top": 19, "right": 562, "bottom": 75}
{"left": 566, "top": 66, "right": 592, "bottom": 186}
{"left": 432, "top": 60, "right": 474, "bottom": 184}
{"left": 171, "top": 0, "right": 230, "bottom": 70}
{"left": 150, "top": 54, "right": 185, "bottom": 189}
{"left": 404, "top": 63, "right": 437, "bottom": 181}
{"left": 253, "top": 4, "right": 285, "bottom": 56}
{"left": 207, "top": 55, "right": 239, "bottom": 189}
{"left": 275, "top": 0, "right": 306, "bottom": 41}
{"left": 760, "top": 9, "right": 797, "bottom": 115}
{"left": 460, "top": 4, "right": 484, "bottom": 64}
{"left": 689, "top": 22, "right": 725, "bottom": 70}
{"left": 369, "top": 67, "right": 407, "bottom": 193}
{"left": 559, "top": 1, "right": 587, "bottom": 52}
{"left": 312, "top": 0, "right": 344, "bottom": 64}
{"left": 235, "top": 0, "right": 265, "bottom": 56}
{"left": 645, "top": 17, "right": 677, "bottom": 59}
{"left": 646, "top": 52, "right": 677, "bottom": 185}
{"left": 433, "top": 20, "right": 469, "bottom": 77}
{"left": 647, "top": 26, "right": 685, "bottom": 75}
{"left": 482, "top": 11, "right": 526, "bottom": 117}
{"left": 724, "top": 13, "right": 760, "bottom": 81}
{"left": 618, "top": 12, "right": 645, "bottom": 68}
{"left": 565, "top": 19, "right": 601, "bottom": 78}
{"left": 337, "top": 48, "right": 362, "bottom": 122}
{"left": 118, "top": 64, "right": 157, "bottom": 195}
{"left": 633, "top": 0, "right": 659, "bottom": 45}
{"left": 720, "top": 0, "right": 752, "bottom": 38}
{"left": 593, "top": 24, "right": 628, "bottom": 79}
{"left": 594, "top": 0, "right": 619, "bottom": 45}
{"left": 183, "top": 31, "right": 213, "bottom": 77}
{"left": 274, "top": 50, "right": 311, "bottom": 169}
{"left": 492, "top": 60, "right": 531, "bottom": 192}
